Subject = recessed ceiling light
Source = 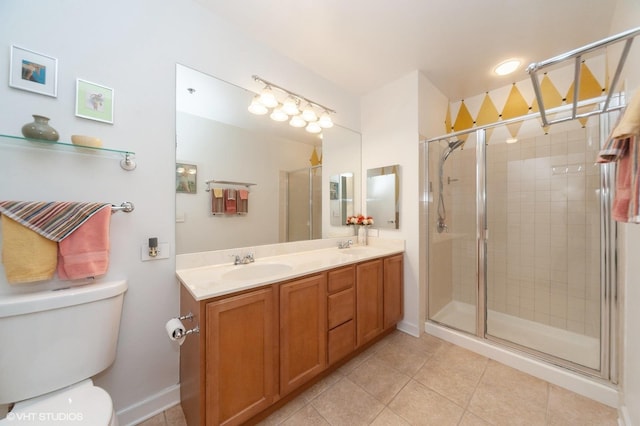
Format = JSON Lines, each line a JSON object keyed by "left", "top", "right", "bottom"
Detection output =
{"left": 494, "top": 59, "right": 521, "bottom": 76}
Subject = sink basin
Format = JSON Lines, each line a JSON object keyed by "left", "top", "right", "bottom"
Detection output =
{"left": 337, "top": 247, "right": 372, "bottom": 256}
{"left": 221, "top": 263, "right": 293, "bottom": 281}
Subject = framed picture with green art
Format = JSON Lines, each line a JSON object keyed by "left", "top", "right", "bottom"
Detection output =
{"left": 75, "top": 79, "right": 114, "bottom": 124}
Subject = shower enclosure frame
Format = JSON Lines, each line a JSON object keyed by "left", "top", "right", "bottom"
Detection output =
{"left": 423, "top": 104, "right": 622, "bottom": 382}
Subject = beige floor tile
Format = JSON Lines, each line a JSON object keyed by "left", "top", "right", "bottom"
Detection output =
{"left": 468, "top": 361, "right": 548, "bottom": 426}
{"left": 311, "top": 377, "right": 385, "bottom": 426}
{"left": 458, "top": 411, "right": 493, "bottom": 426}
{"left": 414, "top": 343, "right": 488, "bottom": 407}
{"left": 336, "top": 346, "right": 376, "bottom": 375}
{"left": 348, "top": 355, "right": 411, "bottom": 404}
{"left": 301, "top": 371, "right": 344, "bottom": 403}
{"left": 163, "top": 404, "right": 187, "bottom": 426}
{"left": 547, "top": 384, "right": 618, "bottom": 426}
{"left": 374, "top": 339, "right": 431, "bottom": 377}
{"left": 281, "top": 404, "right": 330, "bottom": 426}
{"left": 257, "top": 396, "right": 308, "bottom": 425}
{"left": 388, "top": 379, "right": 464, "bottom": 426}
{"left": 387, "top": 329, "right": 445, "bottom": 356}
{"left": 136, "top": 412, "right": 166, "bottom": 426}
{"left": 370, "top": 408, "right": 411, "bottom": 426}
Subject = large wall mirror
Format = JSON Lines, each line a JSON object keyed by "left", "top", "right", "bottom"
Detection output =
{"left": 366, "top": 165, "right": 400, "bottom": 229}
{"left": 175, "top": 64, "right": 362, "bottom": 254}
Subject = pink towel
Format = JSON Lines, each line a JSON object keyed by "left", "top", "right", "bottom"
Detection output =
{"left": 237, "top": 190, "right": 249, "bottom": 214}
{"left": 57, "top": 207, "right": 111, "bottom": 279}
{"left": 224, "top": 189, "right": 236, "bottom": 214}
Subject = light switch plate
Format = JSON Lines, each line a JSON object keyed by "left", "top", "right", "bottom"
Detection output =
{"left": 141, "top": 242, "right": 170, "bottom": 261}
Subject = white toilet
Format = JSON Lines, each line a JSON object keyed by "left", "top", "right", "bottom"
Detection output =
{"left": 0, "top": 280, "right": 127, "bottom": 425}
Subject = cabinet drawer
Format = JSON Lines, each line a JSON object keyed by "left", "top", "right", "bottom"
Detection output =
{"left": 328, "top": 320, "right": 355, "bottom": 365}
{"left": 327, "top": 265, "right": 355, "bottom": 293}
{"left": 328, "top": 287, "right": 354, "bottom": 329}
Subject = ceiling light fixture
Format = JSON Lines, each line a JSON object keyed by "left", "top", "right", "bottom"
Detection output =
{"left": 248, "top": 75, "right": 335, "bottom": 134}
{"left": 494, "top": 59, "right": 521, "bottom": 76}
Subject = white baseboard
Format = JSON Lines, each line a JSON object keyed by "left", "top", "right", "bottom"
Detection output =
{"left": 397, "top": 320, "right": 419, "bottom": 337}
{"left": 116, "top": 384, "right": 181, "bottom": 426}
{"left": 619, "top": 405, "right": 631, "bottom": 426}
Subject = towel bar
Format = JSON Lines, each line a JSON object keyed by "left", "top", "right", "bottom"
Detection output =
{"left": 111, "top": 202, "right": 135, "bottom": 213}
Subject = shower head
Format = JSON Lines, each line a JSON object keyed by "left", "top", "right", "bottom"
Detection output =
{"left": 448, "top": 140, "right": 464, "bottom": 150}
{"left": 441, "top": 140, "right": 464, "bottom": 163}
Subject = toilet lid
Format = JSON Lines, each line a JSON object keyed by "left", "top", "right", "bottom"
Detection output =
{"left": 2, "top": 380, "right": 113, "bottom": 426}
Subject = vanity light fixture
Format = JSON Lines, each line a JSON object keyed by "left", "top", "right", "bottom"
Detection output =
{"left": 248, "top": 95, "right": 268, "bottom": 115}
{"left": 289, "top": 114, "right": 306, "bottom": 128}
{"left": 306, "top": 121, "right": 322, "bottom": 134}
{"left": 494, "top": 58, "right": 521, "bottom": 76}
{"left": 249, "top": 75, "right": 335, "bottom": 134}
{"left": 506, "top": 137, "right": 518, "bottom": 144}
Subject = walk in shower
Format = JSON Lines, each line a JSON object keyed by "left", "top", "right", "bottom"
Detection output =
{"left": 425, "top": 111, "right": 618, "bottom": 379}
{"left": 284, "top": 165, "right": 322, "bottom": 242}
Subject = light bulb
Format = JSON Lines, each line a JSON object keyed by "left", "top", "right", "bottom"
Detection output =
{"left": 282, "top": 96, "right": 300, "bottom": 115}
{"left": 306, "top": 121, "right": 321, "bottom": 133}
{"left": 301, "top": 103, "right": 318, "bottom": 122}
{"left": 270, "top": 107, "right": 288, "bottom": 122}
{"left": 318, "top": 111, "right": 333, "bottom": 128}
{"left": 289, "top": 114, "right": 306, "bottom": 128}
{"left": 259, "top": 86, "right": 278, "bottom": 108}
{"left": 248, "top": 95, "right": 268, "bottom": 115}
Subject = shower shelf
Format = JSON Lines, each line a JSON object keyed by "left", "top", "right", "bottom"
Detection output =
{"left": 528, "top": 26, "right": 640, "bottom": 128}
{"left": 0, "top": 133, "right": 136, "bottom": 171}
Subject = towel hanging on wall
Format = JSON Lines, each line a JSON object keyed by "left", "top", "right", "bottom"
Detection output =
{"left": 597, "top": 89, "right": 640, "bottom": 223}
{"left": 211, "top": 188, "right": 224, "bottom": 215}
{"left": 0, "top": 201, "right": 113, "bottom": 283}
{"left": 237, "top": 190, "right": 249, "bottom": 214}
{"left": 225, "top": 189, "right": 237, "bottom": 214}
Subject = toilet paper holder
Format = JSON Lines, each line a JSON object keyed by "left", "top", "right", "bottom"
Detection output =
{"left": 173, "top": 312, "right": 200, "bottom": 339}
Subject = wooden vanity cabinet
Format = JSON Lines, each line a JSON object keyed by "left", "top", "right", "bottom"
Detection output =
{"left": 179, "top": 253, "right": 403, "bottom": 426}
{"left": 383, "top": 254, "right": 404, "bottom": 329}
{"left": 205, "top": 286, "right": 276, "bottom": 426}
{"left": 327, "top": 266, "right": 356, "bottom": 365}
{"left": 356, "top": 259, "right": 384, "bottom": 347}
{"left": 279, "top": 273, "right": 327, "bottom": 396}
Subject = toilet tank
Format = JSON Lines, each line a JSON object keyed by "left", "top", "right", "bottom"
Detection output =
{"left": 0, "top": 280, "right": 127, "bottom": 404}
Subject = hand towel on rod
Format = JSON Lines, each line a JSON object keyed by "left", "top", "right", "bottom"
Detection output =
{"left": 0, "top": 215, "right": 57, "bottom": 284}
{"left": 211, "top": 188, "right": 224, "bottom": 215}
{"left": 57, "top": 206, "right": 112, "bottom": 280}
{"left": 224, "top": 189, "right": 237, "bottom": 214}
{"left": 597, "top": 89, "right": 640, "bottom": 223}
{"left": 237, "top": 189, "right": 249, "bottom": 214}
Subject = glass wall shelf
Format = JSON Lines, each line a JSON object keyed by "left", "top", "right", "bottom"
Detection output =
{"left": 0, "top": 133, "right": 136, "bottom": 170}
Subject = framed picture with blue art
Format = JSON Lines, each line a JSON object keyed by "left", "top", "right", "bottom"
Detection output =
{"left": 75, "top": 79, "right": 115, "bottom": 124}
{"left": 9, "top": 45, "right": 58, "bottom": 97}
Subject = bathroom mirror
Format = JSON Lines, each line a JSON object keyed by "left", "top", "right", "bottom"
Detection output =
{"left": 366, "top": 165, "right": 400, "bottom": 229}
{"left": 329, "top": 172, "right": 354, "bottom": 226}
{"left": 175, "top": 64, "right": 361, "bottom": 254}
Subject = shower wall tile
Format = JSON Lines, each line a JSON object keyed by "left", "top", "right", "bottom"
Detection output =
{"left": 485, "top": 124, "right": 600, "bottom": 341}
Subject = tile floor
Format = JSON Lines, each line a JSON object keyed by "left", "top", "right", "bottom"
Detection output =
{"left": 138, "top": 330, "right": 618, "bottom": 426}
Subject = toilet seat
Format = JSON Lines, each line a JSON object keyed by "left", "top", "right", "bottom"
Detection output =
{"left": 0, "top": 379, "right": 116, "bottom": 426}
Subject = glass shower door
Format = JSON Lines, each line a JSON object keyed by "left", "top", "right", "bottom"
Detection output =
{"left": 485, "top": 119, "right": 605, "bottom": 372}
{"left": 427, "top": 133, "right": 479, "bottom": 334}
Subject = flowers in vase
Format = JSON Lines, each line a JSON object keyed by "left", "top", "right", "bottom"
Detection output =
{"left": 346, "top": 214, "right": 374, "bottom": 226}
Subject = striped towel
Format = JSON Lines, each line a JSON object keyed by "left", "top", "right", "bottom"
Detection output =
{"left": 0, "top": 201, "right": 112, "bottom": 241}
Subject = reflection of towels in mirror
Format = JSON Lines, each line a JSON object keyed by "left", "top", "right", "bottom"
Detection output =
{"left": 237, "top": 190, "right": 249, "bottom": 214}
{"left": 211, "top": 188, "right": 224, "bottom": 215}
{"left": 224, "top": 189, "right": 237, "bottom": 214}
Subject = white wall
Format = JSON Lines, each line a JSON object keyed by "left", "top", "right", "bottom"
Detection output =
{"left": 360, "top": 71, "right": 448, "bottom": 336}
{"left": 0, "top": 1, "right": 360, "bottom": 424}
{"left": 610, "top": 1, "right": 640, "bottom": 424}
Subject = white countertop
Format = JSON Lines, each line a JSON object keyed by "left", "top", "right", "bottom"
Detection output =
{"left": 176, "top": 238, "right": 404, "bottom": 301}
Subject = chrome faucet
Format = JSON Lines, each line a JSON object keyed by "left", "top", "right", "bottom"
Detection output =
{"left": 231, "top": 253, "right": 255, "bottom": 265}
{"left": 337, "top": 239, "right": 353, "bottom": 249}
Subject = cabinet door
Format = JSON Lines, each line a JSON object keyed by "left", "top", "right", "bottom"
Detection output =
{"left": 356, "top": 259, "right": 384, "bottom": 347}
{"left": 280, "top": 274, "right": 327, "bottom": 396}
{"left": 206, "top": 287, "right": 275, "bottom": 426}
{"left": 383, "top": 254, "right": 404, "bottom": 329}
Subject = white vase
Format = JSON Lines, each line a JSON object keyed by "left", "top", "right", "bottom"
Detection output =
{"left": 358, "top": 226, "right": 368, "bottom": 246}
